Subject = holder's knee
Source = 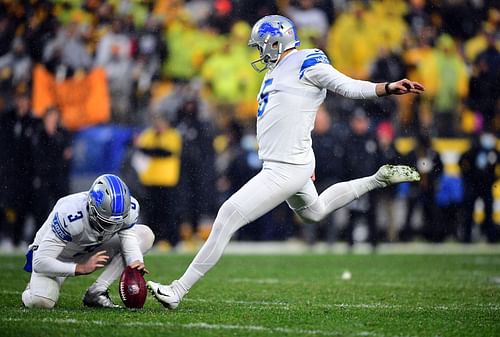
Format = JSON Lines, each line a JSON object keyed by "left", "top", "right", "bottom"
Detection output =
{"left": 22, "top": 290, "right": 56, "bottom": 309}
{"left": 135, "top": 224, "right": 155, "bottom": 253}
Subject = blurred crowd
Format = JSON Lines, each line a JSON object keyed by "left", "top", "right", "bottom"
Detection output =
{"left": 0, "top": 0, "right": 499, "bottom": 252}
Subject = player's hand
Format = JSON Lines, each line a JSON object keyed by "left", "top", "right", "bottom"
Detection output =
{"left": 75, "top": 250, "right": 109, "bottom": 275}
{"left": 129, "top": 260, "right": 149, "bottom": 274}
{"left": 388, "top": 79, "right": 425, "bottom": 95}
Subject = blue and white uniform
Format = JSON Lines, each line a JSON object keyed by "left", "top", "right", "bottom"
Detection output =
{"left": 174, "top": 49, "right": 383, "bottom": 293}
{"left": 147, "top": 16, "right": 419, "bottom": 309}
{"left": 29, "top": 192, "right": 142, "bottom": 276}
{"left": 256, "top": 48, "right": 377, "bottom": 165}
{"left": 23, "top": 192, "right": 153, "bottom": 307}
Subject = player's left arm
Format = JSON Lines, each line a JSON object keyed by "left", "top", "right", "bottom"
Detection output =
{"left": 118, "top": 197, "right": 148, "bottom": 273}
{"left": 301, "top": 50, "right": 424, "bottom": 98}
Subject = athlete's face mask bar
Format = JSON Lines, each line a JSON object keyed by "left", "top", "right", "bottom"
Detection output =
{"left": 89, "top": 205, "right": 124, "bottom": 234}
{"left": 249, "top": 38, "right": 283, "bottom": 72}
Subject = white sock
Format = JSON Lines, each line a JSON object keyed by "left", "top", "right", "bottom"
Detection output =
{"left": 171, "top": 279, "right": 189, "bottom": 299}
{"left": 348, "top": 175, "right": 385, "bottom": 196}
{"left": 178, "top": 265, "right": 204, "bottom": 293}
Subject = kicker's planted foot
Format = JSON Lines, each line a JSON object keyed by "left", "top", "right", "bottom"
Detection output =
{"left": 147, "top": 281, "right": 181, "bottom": 309}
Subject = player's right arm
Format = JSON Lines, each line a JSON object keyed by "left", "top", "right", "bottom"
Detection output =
{"left": 74, "top": 250, "right": 109, "bottom": 275}
{"left": 33, "top": 211, "right": 108, "bottom": 277}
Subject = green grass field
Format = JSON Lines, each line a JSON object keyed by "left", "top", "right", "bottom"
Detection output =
{"left": 0, "top": 252, "right": 499, "bottom": 337}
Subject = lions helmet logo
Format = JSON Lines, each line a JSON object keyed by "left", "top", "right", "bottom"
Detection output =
{"left": 258, "top": 22, "right": 283, "bottom": 38}
{"left": 90, "top": 189, "right": 105, "bottom": 207}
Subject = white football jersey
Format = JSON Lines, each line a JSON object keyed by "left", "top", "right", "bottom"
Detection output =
{"left": 256, "top": 48, "right": 378, "bottom": 165}
{"left": 30, "top": 192, "right": 141, "bottom": 276}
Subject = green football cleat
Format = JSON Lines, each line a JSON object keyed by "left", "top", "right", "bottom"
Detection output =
{"left": 375, "top": 165, "right": 420, "bottom": 187}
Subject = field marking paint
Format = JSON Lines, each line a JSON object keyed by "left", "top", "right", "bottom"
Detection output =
{"left": 230, "top": 277, "right": 283, "bottom": 284}
{"left": 3, "top": 288, "right": 498, "bottom": 312}
{"left": 228, "top": 277, "right": 450, "bottom": 289}
{"left": 0, "top": 317, "right": 364, "bottom": 336}
{"left": 184, "top": 298, "right": 500, "bottom": 311}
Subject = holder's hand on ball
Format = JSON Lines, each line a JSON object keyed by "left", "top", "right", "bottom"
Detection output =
{"left": 129, "top": 260, "right": 149, "bottom": 274}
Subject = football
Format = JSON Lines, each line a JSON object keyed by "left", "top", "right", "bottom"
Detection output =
{"left": 119, "top": 266, "right": 147, "bottom": 309}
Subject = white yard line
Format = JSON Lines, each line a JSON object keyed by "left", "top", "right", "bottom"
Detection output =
{"left": 228, "top": 277, "right": 412, "bottom": 288}
{"left": 184, "top": 298, "right": 500, "bottom": 311}
{"left": 3, "top": 289, "right": 498, "bottom": 311}
{"left": 230, "top": 277, "right": 286, "bottom": 284}
{"left": 0, "top": 317, "right": 363, "bottom": 336}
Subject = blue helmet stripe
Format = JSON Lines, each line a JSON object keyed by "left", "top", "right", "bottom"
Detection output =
{"left": 105, "top": 175, "right": 117, "bottom": 215}
{"left": 114, "top": 175, "right": 124, "bottom": 215}
{"left": 106, "top": 175, "right": 124, "bottom": 216}
{"left": 113, "top": 175, "right": 125, "bottom": 215}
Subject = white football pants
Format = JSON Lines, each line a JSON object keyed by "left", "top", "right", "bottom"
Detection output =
{"left": 22, "top": 225, "right": 154, "bottom": 308}
{"left": 177, "top": 160, "right": 381, "bottom": 293}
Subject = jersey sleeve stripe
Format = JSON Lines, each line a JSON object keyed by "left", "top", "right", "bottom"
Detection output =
{"left": 304, "top": 51, "right": 327, "bottom": 58}
{"left": 51, "top": 212, "right": 72, "bottom": 242}
{"left": 299, "top": 53, "right": 331, "bottom": 79}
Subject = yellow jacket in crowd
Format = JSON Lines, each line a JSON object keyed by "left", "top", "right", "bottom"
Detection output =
{"left": 418, "top": 34, "right": 469, "bottom": 112}
{"left": 135, "top": 123, "right": 182, "bottom": 187}
{"left": 327, "top": 1, "right": 407, "bottom": 79}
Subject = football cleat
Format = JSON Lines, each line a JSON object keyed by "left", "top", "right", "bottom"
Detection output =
{"left": 147, "top": 281, "right": 181, "bottom": 310}
{"left": 375, "top": 164, "right": 420, "bottom": 187}
{"left": 83, "top": 289, "right": 121, "bottom": 308}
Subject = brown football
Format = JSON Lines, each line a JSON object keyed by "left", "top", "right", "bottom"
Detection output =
{"left": 119, "top": 266, "right": 147, "bottom": 309}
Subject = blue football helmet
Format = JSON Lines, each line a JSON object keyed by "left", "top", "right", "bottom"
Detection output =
{"left": 88, "top": 174, "right": 131, "bottom": 234}
{"left": 248, "top": 15, "right": 300, "bottom": 72}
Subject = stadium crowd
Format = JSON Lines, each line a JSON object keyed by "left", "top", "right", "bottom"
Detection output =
{"left": 0, "top": 0, "right": 499, "bottom": 252}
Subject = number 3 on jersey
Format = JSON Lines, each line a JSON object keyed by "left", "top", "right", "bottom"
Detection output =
{"left": 257, "top": 79, "right": 273, "bottom": 117}
{"left": 67, "top": 211, "right": 83, "bottom": 222}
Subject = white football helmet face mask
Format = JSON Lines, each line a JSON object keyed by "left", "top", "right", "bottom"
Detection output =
{"left": 248, "top": 15, "right": 300, "bottom": 72}
{"left": 88, "top": 174, "right": 131, "bottom": 234}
